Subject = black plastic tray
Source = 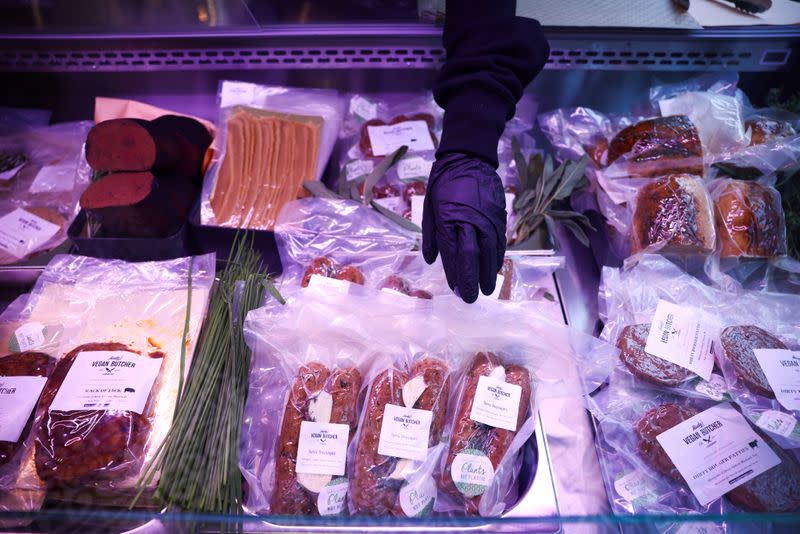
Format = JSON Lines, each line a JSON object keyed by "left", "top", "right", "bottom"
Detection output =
{"left": 187, "top": 204, "right": 283, "bottom": 277}
{"left": 68, "top": 210, "right": 191, "bottom": 262}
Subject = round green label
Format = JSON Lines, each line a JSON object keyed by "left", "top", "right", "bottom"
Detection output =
{"left": 451, "top": 448, "right": 494, "bottom": 497}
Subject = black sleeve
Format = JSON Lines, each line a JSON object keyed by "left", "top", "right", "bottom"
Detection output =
{"left": 434, "top": 0, "right": 549, "bottom": 168}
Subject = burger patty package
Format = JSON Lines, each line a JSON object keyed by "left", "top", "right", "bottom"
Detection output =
{"left": 601, "top": 254, "right": 800, "bottom": 449}
{"left": 274, "top": 197, "right": 565, "bottom": 312}
{"left": 241, "top": 278, "right": 616, "bottom": 518}
{"left": 0, "top": 296, "right": 78, "bottom": 517}
{"left": 17, "top": 253, "right": 214, "bottom": 504}
{"left": 201, "top": 81, "right": 344, "bottom": 230}
{"left": 589, "top": 381, "right": 800, "bottom": 533}
{"left": 0, "top": 122, "right": 92, "bottom": 264}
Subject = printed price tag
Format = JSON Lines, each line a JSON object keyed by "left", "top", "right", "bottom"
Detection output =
{"left": 296, "top": 421, "right": 350, "bottom": 476}
{"left": 0, "top": 208, "right": 61, "bottom": 260}
{"left": 695, "top": 373, "right": 728, "bottom": 402}
{"left": 753, "top": 349, "right": 800, "bottom": 411}
{"left": 470, "top": 375, "right": 522, "bottom": 431}
{"left": 367, "top": 121, "right": 435, "bottom": 156}
{"left": 0, "top": 375, "right": 48, "bottom": 442}
{"left": 378, "top": 403, "right": 432, "bottom": 461}
{"left": 49, "top": 351, "right": 162, "bottom": 414}
{"left": 644, "top": 300, "right": 717, "bottom": 381}
{"left": 656, "top": 402, "right": 780, "bottom": 505}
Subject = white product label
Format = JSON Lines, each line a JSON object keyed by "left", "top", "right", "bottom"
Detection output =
{"left": 655, "top": 402, "right": 781, "bottom": 505}
{"left": 644, "top": 300, "right": 716, "bottom": 381}
{"left": 470, "top": 375, "right": 522, "bottom": 431}
{"left": 373, "top": 195, "right": 407, "bottom": 215}
{"left": 317, "top": 477, "right": 348, "bottom": 515}
{"left": 349, "top": 96, "right": 377, "bottom": 121}
{"left": 695, "top": 373, "right": 728, "bottom": 402}
{"left": 0, "top": 208, "right": 61, "bottom": 260}
{"left": 613, "top": 470, "right": 657, "bottom": 503}
{"left": 397, "top": 156, "right": 433, "bottom": 181}
{"left": 306, "top": 274, "right": 351, "bottom": 294}
{"left": 410, "top": 195, "right": 425, "bottom": 228}
{"left": 296, "top": 421, "right": 350, "bottom": 476}
{"left": 451, "top": 449, "right": 495, "bottom": 497}
{"left": 674, "top": 522, "right": 725, "bottom": 534}
{"left": 0, "top": 376, "right": 47, "bottom": 442}
{"left": 30, "top": 165, "right": 74, "bottom": 194}
{"left": 399, "top": 474, "right": 436, "bottom": 517}
{"left": 756, "top": 410, "right": 797, "bottom": 438}
{"left": 49, "top": 351, "right": 162, "bottom": 414}
{"left": 219, "top": 81, "right": 256, "bottom": 108}
{"left": 753, "top": 348, "right": 800, "bottom": 411}
{"left": 381, "top": 288, "right": 409, "bottom": 298}
{"left": 10, "top": 322, "right": 46, "bottom": 352}
{"left": 377, "top": 403, "right": 432, "bottom": 461}
{"left": 345, "top": 159, "right": 374, "bottom": 182}
{"left": 0, "top": 162, "right": 25, "bottom": 181}
{"left": 367, "top": 121, "right": 435, "bottom": 156}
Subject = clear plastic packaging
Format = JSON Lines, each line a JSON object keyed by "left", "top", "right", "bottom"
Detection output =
{"left": 601, "top": 254, "right": 800, "bottom": 448}
{"left": 200, "top": 81, "right": 344, "bottom": 229}
{"left": 0, "top": 122, "right": 93, "bottom": 264}
{"left": 19, "top": 253, "right": 215, "bottom": 504}
{"left": 0, "top": 296, "right": 78, "bottom": 517}
{"left": 0, "top": 107, "right": 52, "bottom": 136}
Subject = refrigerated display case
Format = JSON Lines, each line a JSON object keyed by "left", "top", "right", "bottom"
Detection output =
{"left": 1, "top": 1, "right": 800, "bottom": 532}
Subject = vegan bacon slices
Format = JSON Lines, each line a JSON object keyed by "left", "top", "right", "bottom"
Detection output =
{"left": 210, "top": 106, "right": 322, "bottom": 230}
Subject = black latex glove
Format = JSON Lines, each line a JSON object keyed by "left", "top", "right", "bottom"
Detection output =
{"left": 422, "top": 153, "right": 507, "bottom": 303}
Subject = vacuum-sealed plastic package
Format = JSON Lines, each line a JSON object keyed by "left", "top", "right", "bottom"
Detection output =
{"left": 201, "top": 81, "right": 344, "bottom": 229}
{"left": 601, "top": 254, "right": 800, "bottom": 448}
{"left": 709, "top": 178, "right": 787, "bottom": 260}
{"left": 538, "top": 107, "right": 615, "bottom": 168}
{"left": 0, "top": 122, "right": 93, "bottom": 264}
{"left": 0, "top": 297, "right": 79, "bottom": 516}
{"left": 16, "top": 253, "right": 214, "bottom": 504}
{"left": 0, "top": 107, "right": 51, "bottom": 136}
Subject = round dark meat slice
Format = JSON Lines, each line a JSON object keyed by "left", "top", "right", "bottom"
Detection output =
{"left": 725, "top": 439, "right": 800, "bottom": 512}
{"left": 720, "top": 325, "right": 785, "bottom": 399}
{"left": 616, "top": 324, "right": 696, "bottom": 387}
{"left": 635, "top": 404, "right": 700, "bottom": 482}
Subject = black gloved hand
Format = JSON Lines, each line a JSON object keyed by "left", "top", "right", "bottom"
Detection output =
{"left": 422, "top": 153, "right": 507, "bottom": 303}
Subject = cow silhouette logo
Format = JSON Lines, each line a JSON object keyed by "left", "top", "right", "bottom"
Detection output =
{"left": 749, "top": 440, "right": 758, "bottom": 449}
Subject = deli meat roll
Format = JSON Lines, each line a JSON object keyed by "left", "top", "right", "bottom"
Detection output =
{"left": 351, "top": 357, "right": 449, "bottom": 516}
{"left": 439, "top": 352, "right": 531, "bottom": 514}
{"left": 270, "top": 362, "right": 361, "bottom": 515}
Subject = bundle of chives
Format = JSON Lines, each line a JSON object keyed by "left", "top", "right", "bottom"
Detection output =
{"left": 133, "top": 236, "right": 280, "bottom": 517}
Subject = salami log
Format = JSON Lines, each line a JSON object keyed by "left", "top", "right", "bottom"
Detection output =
{"left": 439, "top": 352, "right": 531, "bottom": 514}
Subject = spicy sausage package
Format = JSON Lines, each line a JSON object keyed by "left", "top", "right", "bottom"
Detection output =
{"left": 200, "top": 81, "right": 344, "bottom": 230}
{"left": 600, "top": 254, "right": 800, "bottom": 450}
{"left": 14, "top": 253, "right": 214, "bottom": 505}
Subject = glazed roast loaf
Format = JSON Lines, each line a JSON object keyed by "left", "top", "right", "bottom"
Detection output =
{"left": 713, "top": 180, "right": 786, "bottom": 258}
{"left": 34, "top": 342, "right": 157, "bottom": 488}
{"left": 631, "top": 174, "right": 715, "bottom": 254}
{"left": 607, "top": 116, "right": 703, "bottom": 177}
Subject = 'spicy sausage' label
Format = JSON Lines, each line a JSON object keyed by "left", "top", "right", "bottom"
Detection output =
{"left": 296, "top": 421, "right": 350, "bottom": 476}
{"left": 451, "top": 449, "right": 494, "bottom": 497}
{"left": 470, "top": 375, "right": 522, "bottom": 431}
{"left": 377, "top": 403, "right": 432, "bottom": 461}
{"left": 0, "top": 375, "right": 47, "bottom": 442}
{"left": 49, "top": 351, "right": 162, "bottom": 414}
